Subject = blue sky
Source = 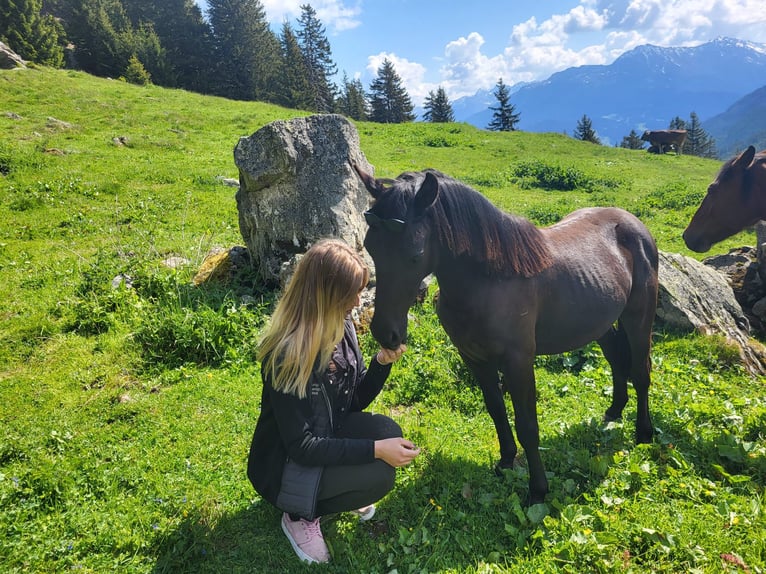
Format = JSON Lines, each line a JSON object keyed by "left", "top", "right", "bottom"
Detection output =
{"left": 196, "top": 1, "right": 766, "bottom": 106}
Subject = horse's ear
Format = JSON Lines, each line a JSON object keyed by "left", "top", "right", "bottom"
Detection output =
{"left": 350, "top": 159, "right": 383, "bottom": 198}
{"left": 413, "top": 171, "right": 439, "bottom": 216}
{"left": 734, "top": 146, "right": 756, "bottom": 170}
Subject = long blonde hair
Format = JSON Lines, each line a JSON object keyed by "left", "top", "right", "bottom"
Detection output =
{"left": 259, "top": 239, "right": 369, "bottom": 398}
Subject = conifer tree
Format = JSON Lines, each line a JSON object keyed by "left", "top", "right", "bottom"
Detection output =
{"left": 296, "top": 4, "right": 337, "bottom": 112}
{"left": 574, "top": 114, "right": 601, "bottom": 144}
{"left": 207, "top": 0, "right": 280, "bottom": 102}
{"left": 487, "top": 78, "right": 519, "bottom": 131}
{"left": 423, "top": 86, "right": 454, "bottom": 123}
{"left": 0, "top": 0, "right": 65, "bottom": 66}
{"left": 276, "top": 20, "right": 312, "bottom": 110}
{"left": 122, "top": 53, "right": 151, "bottom": 84}
{"left": 121, "top": 0, "right": 214, "bottom": 92}
{"left": 669, "top": 116, "right": 686, "bottom": 130}
{"left": 619, "top": 129, "right": 644, "bottom": 149}
{"left": 60, "top": 0, "right": 136, "bottom": 78}
{"left": 684, "top": 112, "right": 717, "bottom": 158}
{"left": 368, "top": 58, "right": 415, "bottom": 123}
{"left": 337, "top": 73, "right": 368, "bottom": 120}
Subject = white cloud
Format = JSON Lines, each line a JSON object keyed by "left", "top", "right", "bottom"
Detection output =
{"left": 430, "top": 0, "right": 766, "bottom": 101}
{"left": 366, "top": 53, "right": 430, "bottom": 104}
{"left": 439, "top": 33, "right": 511, "bottom": 99}
{"left": 261, "top": 0, "right": 362, "bottom": 33}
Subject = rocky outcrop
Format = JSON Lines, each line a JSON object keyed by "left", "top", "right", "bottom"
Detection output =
{"left": 234, "top": 114, "right": 374, "bottom": 287}
{"left": 0, "top": 42, "right": 25, "bottom": 69}
{"left": 657, "top": 250, "right": 766, "bottom": 375}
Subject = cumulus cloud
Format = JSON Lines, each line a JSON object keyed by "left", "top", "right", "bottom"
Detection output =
{"left": 261, "top": 0, "right": 361, "bottom": 33}
{"left": 439, "top": 33, "right": 511, "bottom": 99}
{"left": 430, "top": 0, "right": 766, "bottom": 99}
{"left": 366, "top": 53, "right": 430, "bottom": 104}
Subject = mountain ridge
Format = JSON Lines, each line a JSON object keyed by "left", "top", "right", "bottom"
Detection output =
{"left": 448, "top": 37, "right": 766, "bottom": 152}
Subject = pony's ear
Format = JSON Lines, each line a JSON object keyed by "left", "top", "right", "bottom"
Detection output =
{"left": 413, "top": 171, "right": 439, "bottom": 216}
{"left": 734, "top": 146, "right": 756, "bottom": 170}
{"left": 350, "top": 159, "right": 384, "bottom": 198}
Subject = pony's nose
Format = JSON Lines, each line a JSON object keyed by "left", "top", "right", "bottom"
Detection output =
{"left": 371, "top": 321, "right": 405, "bottom": 350}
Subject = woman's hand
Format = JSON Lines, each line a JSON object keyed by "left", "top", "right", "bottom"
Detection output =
{"left": 376, "top": 344, "right": 407, "bottom": 365}
{"left": 374, "top": 437, "right": 421, "bottom": 467}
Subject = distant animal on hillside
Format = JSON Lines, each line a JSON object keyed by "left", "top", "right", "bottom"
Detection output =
{"left": 641, "top": 129, "right": 687, "bottom": 155}
{"left": 684, "top": 145, "right": 766, "bottom": 252}
{"left": 354, "top": 163, "right": 659, "bottom": 505}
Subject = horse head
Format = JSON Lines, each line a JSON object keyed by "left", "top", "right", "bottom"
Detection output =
{"left": 353, "top": 163, "right": 439, "bottom": 349}
{"left": 683, "top": 146, "right": 763, "bottom": 252}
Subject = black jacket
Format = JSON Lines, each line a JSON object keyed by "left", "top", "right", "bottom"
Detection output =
{"left": 247, "top": 318, "right": 392, "bottom": 518}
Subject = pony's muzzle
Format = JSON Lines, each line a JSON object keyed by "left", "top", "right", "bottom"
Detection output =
{"left": 370, "top": 319, "right": 407, "bottom": 350}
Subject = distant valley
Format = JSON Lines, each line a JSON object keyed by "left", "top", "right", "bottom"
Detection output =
{"left": 433, "top": 37, "right": 766, "bottom": 158}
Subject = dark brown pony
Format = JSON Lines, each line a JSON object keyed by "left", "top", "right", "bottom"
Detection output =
{"left": 355, "top": 165, "right": 659, "bottom": 504}
{"left": 684, "top": 145, "right": 766, "bottom": 252}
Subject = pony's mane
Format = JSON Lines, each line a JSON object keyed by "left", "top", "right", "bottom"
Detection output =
{"left": 385, "top": 170, "right": 553, "bottom": 278}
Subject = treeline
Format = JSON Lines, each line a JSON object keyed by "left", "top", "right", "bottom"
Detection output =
{"left": 0, "top": 0, "right": 444, "bottom": 123}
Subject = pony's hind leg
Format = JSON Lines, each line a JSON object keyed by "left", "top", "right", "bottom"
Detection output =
{"left": 597, "top": 324, "right": 631, "bottom": 423}
{"left": 619, "top": 304, "right": 656, "bottom": 444}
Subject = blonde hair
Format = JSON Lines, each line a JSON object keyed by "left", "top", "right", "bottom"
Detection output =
{"left": 259, "top": 239, "right": 369, "bottom": 398}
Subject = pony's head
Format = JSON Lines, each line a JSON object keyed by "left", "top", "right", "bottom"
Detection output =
{"left": 683, "top": 146, "right": 763, "bottom": 252}
{"left": 355, "top": 164, "right": 440, "bottom": 349}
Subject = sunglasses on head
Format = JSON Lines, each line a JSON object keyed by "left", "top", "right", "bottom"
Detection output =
{"left": 363, "top": 210, "right": 406, "bottom": 232}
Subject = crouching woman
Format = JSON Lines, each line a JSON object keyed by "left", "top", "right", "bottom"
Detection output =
{"left": 247, "top": 239, "right": 419, "bottom": 564}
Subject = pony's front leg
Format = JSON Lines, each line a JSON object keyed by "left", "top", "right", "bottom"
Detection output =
{"left": 462, "top": 355, "right": 517, "bottom": 470}
{"left": 502, "top": 356, "right": 547, "bottom": 505}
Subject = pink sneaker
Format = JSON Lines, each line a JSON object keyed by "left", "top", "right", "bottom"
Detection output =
{"left": 352, "top": 504, "right": 376, "bottom": 521}
{"left": 280, "top": 513, "right": 330, "bottom": 564}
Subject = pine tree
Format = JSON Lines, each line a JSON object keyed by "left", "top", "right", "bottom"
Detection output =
{"left": 296, "top": 4, "right": 337, "bottom": 112}
{"left": 574, "top": 114, "right": 601, "bottom": 144}
{"left": 276, "top": 20, "right": 313, "bottom": 110}
{"left": 207, "top": 0, "right": 280, "bottom": 102}
{"left": 487, "top": 78, "right": 520, "bottom": 131}
{"left": 422, "top": 86, "right": 454, "bottom": 123}
{"left": 619, "top": 129, "right": 644, "bottom": 149}
{"left": 684, "top": 112, "right": 717, "bottom": 158}
{"left": 122, "top": 53, "right": 151, "bottom": 84}
{"left": 669, "top": 116, "right": 686, "bottom": 130}
{"left": 337, "top": 73, "right": 368, "bottom": 120}
{"left": 0, "top": 0, "right": 65, "bottom": 66}
{"left": 60, "top": 0, "right": 137, "bottom": 78}
{"left": 121, "top": 0, "right": 214, "bottom": 92}
{"left": 368, "top": 58, "right": 415, "bottom": 123}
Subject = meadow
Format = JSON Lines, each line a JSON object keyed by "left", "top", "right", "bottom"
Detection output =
{"left": 1, "top": 67, "right": 764, "bottom": 573}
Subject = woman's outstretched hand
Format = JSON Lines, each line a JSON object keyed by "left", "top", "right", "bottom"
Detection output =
{"left": 376, "top": 344, "right": 407, "bottom": 365}
{"left": 374, "top": 437, "right": 421, "bottom": 467}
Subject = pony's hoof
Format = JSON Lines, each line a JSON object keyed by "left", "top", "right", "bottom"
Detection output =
{"left": 493, "top": 460, "right": 515, "bottom": 476}
{"left": 603, "top": 412, "right": 622, "bottom": 423}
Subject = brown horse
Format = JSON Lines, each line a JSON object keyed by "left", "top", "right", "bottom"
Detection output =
{"left": 684, "top": 145, "right": 766, "bottom": 252}
{"left": 355, "top": 165, "right": 659, "bottom": 504}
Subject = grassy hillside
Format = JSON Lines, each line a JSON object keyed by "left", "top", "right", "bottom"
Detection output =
{"left": 1, "top": 68, "right": 764, "bottom": 573}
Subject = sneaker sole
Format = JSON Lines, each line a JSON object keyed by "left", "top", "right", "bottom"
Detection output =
{"left": 354, "top": 506, "right": 375, "bottom": 521}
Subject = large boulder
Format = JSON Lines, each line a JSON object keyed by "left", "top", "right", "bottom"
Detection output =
{"left": 234, "top": 114, "right": 374, "bottom": 286}
{"left": 656, "top": 250, "right": 766, "bottom": 375}
{"left": 0, "top": 42, "right": 25, "bottom": 69}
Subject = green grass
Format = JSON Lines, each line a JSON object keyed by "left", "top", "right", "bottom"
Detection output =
{"left": 1, "top": 67, "right": 765, "bottom": 573}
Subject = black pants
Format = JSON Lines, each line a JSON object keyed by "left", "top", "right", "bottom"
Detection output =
{"left": 314, "top": 412, "right": 401, "bottom": 517}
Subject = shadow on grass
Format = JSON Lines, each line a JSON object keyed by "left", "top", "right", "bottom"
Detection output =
{"left": 151, "top": 416, "right": 634, "bottom": 572}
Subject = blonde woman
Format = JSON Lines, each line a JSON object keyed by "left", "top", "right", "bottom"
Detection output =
{"left": 247, "top": 239, "right": 419, "bottom": 564}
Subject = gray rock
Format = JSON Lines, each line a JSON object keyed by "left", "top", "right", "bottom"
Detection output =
{"left": 657, "top": 250, "right": 766, "bottom": 375}
{"left": 0, "top": 42, "right": 25, "bottom": 69}
{"left": 234, "top": 114, "right": 374, "bottom": 286}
